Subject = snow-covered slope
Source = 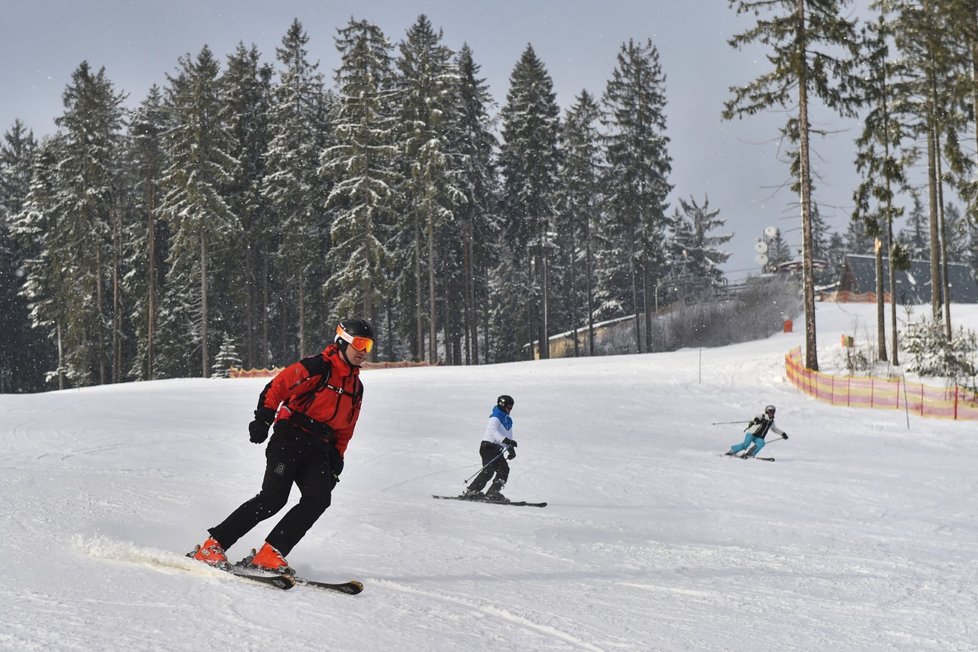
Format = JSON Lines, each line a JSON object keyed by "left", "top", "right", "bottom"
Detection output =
{"left": 2, "top": 302, "right": 976, "bottom": 651}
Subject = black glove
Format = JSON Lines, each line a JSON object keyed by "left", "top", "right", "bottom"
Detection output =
{"left": 782, "top": 433, "right": 789, "bottom": 440}
{"left": 502, "top": 437, "right": 517, "bottom": 448}
{"left": 328, "top": 447, "right": 344, "bottom": 482}
{"left": 248, "top": 408, "right": 274, "bottom": 444}
{"left": 507, "top": 447, "right": 516, "bottom": 460}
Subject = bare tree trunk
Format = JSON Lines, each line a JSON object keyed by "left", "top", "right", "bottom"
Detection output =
{"left": 643, "top": 267, "right": 652, "bottom": 353}
{"left": 427, "top": 216, "right": 437, "bottom": 364}
{"left": 463, "top": 220, "right": 473, "bottom": 364}
{"left": 586, "top": 219, "right": 594, "bottom": 356}
{"left": 875, "top": 237, "right": 887, "bottom": 361}
{"left": 298, "top": 268, "right": 306, "bottom": 356}
{"left": 927, "top": 125, "right": 942, "bottom": 321}
{"left": 96, "top": 248, "right": 106, "bottom": 384}
{"left": 261, "top": 255, "right": 269, "bottom": 367}
{"left": 540, "top": 244, "right": 550, "bottom": 360}
{"left": 936, "top": 147, "right": 952, "bottom": 338}
{"left": 414, "top": 214, "right": 424, "bottom": 361}
{"left": 631, "top": 258, "right": 641, "bottom": 354}
{"left": 797, "top": 0, "right": 818, "bottom": 371}
{"left": 200, "top": 235, "right": 209, "bottom": 378}
{"left": 888, "top": 222, "right": 899, "bottom": 366}
{"left": 57, "top": 322, "right": 65, "bottom": 390}
{"left": 147, "top": 187, "right": 156, "bottom": 379}
{"left": 112, "top": 208, "right": 122, "bottom": 382}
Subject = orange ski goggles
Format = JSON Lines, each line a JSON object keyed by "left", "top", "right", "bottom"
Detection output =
{"left": 336, "top": 324, "right": 374, "bottom": 352}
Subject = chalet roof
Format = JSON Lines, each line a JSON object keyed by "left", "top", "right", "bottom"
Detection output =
{"left": 838, "top": 254, "right": 978, "bottom": 304}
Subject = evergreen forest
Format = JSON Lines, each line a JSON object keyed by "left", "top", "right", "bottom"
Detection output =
{"left": 3, "top": 4, "right": 978, "bottom": 392}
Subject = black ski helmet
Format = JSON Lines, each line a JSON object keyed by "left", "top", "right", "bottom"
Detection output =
{"left": 335, "top": 318, "right": 375, "bottom": 352}
{"left": 497, "top": 394, "right": 515, "bottom": 410}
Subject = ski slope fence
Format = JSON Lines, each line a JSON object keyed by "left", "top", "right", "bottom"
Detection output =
{"left": 784, "top": 346, "right": 978, "bottom": 420}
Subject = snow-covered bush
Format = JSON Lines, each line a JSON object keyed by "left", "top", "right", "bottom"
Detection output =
{"left": 902, "top": 317, "right": 978, "bottom": 383}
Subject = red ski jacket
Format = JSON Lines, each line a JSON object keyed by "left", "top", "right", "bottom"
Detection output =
{"left": 256, "top": 344, "right": 363, "bottom": 456}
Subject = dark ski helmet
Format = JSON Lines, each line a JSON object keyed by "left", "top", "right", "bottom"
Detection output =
{"left": 335, "top": 318, "right": 375, "bottom": 353}
{"left": 497, "top": 394, "right": 515, "bottom": 410}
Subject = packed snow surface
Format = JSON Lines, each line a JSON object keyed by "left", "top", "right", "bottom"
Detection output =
{"left": 2, "top": 302, "right": 977, "bottom": 651}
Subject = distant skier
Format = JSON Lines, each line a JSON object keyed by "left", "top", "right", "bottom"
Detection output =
{"left": 463, "top": 395, "right": 518, "bottom": 502}
{"left": 725, "top": 404, "right": 788, "bottom": 458}
{"left": 190, "top": 318, "right": 374, "bottom": 573}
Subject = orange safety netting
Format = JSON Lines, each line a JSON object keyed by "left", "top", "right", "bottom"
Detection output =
{"left": 784, "top": 346, "right": 978, "bottom": 420}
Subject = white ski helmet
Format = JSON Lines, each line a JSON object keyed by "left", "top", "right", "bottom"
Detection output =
{"left": 764, "top": 404, "right": 776, "bottom": 416}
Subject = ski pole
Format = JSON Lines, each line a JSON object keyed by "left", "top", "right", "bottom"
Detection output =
{"left": 463, "top": 448, "right": 508, "bottom": 484}
{"left": 711, "top": 420, "right": 747, "bottom": 426}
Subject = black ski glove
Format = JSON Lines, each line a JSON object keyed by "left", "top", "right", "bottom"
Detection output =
{"left": 782, "top": 433, "right": 789, "bottom": 440}
{"left": 249, "top": 408, "right": 275, "bottom": 444}
{"left": 507, "top": 447, "right": 516, "bottom": 460}
{"left": 328, "top": 446, "right": 344, "bottom": 482}
{"left": 502, "top": 437, "right": 517, "bottom": 448}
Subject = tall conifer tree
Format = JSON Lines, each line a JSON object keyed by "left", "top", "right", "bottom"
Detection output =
{"left": 496, "top": 45, "right": 560, "bottom": 360}
{"left": 724, "top": 0, "right": 860, "bottom": 371}
{"left": 600, "top": 38, "right": 672, "bottom": 353}
{"left": 0, "top": 120, "right": 48, "bottom": 391}
{"left": 321, "top": 19, "right": 397, "bottom": 349}
{"left": 158, "top": 46, "right": 239, "bottom": 378}
{"left": 263, "top": 21, "right": 331, "bottom": 361}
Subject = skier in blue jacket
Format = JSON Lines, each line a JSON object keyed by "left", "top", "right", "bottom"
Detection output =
{"left": 463, "top": 395, "right": 518, "bottom": 502}
{"left": 725, "top": 404, "right": 788, "bottom": 458}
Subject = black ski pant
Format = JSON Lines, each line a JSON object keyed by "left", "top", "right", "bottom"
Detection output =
{"left": 209, "top": 426, "right": 338, "bottom": 557}
{"left": 468, "top": 441, "right": 509, "bottom": 493}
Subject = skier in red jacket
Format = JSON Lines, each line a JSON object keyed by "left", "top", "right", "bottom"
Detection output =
{"left": 191, "top": 318, "right": 374, "bottom": 573}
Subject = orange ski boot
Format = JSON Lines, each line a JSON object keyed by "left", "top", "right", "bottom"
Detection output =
{"left": 250, "top": 542, "right": 293, "bottom": 574}
{"left": 191, "top": 536, "right": 228, "bottom": 567}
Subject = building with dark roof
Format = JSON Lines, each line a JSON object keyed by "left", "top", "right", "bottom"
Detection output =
{"left": 836, "top": 254, "right": 978, "bottom": 304}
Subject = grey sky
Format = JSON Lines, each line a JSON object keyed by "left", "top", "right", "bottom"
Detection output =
{"left": 0, "top": 0, "right": 865, "bottom": 281}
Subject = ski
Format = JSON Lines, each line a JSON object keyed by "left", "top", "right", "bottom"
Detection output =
{"left": 184, "top": 551, "right": 296, "bottom": 589}
{"left": 722, "top": 453, "right": 775, "bottom": 462}
{"left": 432, "top": 494, "right": 547, "bottom": 508}
{"left": 231, "top": 560, "right": 363, "bottom": 595}
{"left": 293, "top": 577, "right": 364, "bottom": 595}
{"left": 225, "top": 565, "right": 296, "bottom": 590}
{"left": 186, "top": 552, "right": 360, "bottom": 593}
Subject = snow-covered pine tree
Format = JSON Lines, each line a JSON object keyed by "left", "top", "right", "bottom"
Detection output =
{"left": 889, "top": 2, "right": 969, "bottom": 329}
{"left": 321, "top": 19, "right": 397, "bottom": 350}
{"left": 124, "top": 86, "right": 168, "bottom": 381}
{"left": 762, "top": 228, "right": 793, "bottom": 274}
{"left": 393, "top": 15, "right": 461, "bottom": 364}
{"left": 221, "top": 43, "right": 273, "bottom": 362}
{"left": 600, "top": 38, "right": 672, "bottom": 354}
{"left": 898, "top": 195, "right": 929, "bottom": 261}
{"left": 668, "top": 195, "right": 731, "bottom": 297}
{"left": 450, "top": 44, "right": 497, "bottom": 364}
{"left": 48, "top": 62, "right": 127, "bottom": 385}
{"left": 0, "top": 119, "right": 50, "bottom": 392}
{"left": 852, "top": 3, "right": 915, "bottom": 365}
{"left": 556, "top": 90, "right": 603, "bottom": 357}
{"left": 158, "top": 46, "right": 239, "bottom": 378}
{"left": 210, "top": 333, "right": 242, "bottom": 378}
{"left": 263, "top": 21, "right": 333, "bottom": 362}
{"left": 495, "top": 44, "right": 560, "bottom": 361}
{"left": 13, "top": 137, "right": 71, "bottom": 389}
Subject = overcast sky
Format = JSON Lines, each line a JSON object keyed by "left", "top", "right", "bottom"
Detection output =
{"left": 0, "top": 0, "right": 868, "bottom": 281}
